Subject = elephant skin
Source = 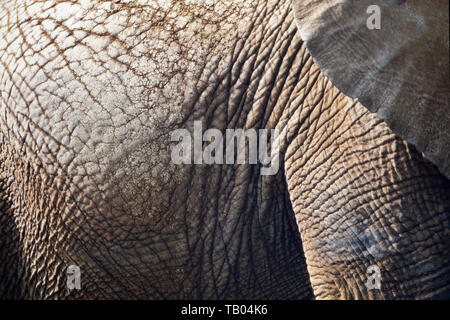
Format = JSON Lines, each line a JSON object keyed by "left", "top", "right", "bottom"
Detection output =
{"left": 0, "top": 0, "right": 449, "bottom": 299}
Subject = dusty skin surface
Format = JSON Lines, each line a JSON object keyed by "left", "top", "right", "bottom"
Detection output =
{"left": 293, "top": 0, "right": 450, "bottom": 178}
{"left": 0, "top": 0, "right": 449, "bottom": 299}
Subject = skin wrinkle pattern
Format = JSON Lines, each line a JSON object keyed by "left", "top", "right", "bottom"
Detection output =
{"left": 0, "top": 0, "right": 448, "bottom": 299}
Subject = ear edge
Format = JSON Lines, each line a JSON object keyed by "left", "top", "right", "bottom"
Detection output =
{"left": 292, "top": 0, "right": 450, "bottom": 178}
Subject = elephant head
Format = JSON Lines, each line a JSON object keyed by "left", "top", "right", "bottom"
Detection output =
{"left": 0, "top": 0, "right": 449, "bottom": 300}
{"left": 287, "top": 0, "right": 450, "bottom": 299}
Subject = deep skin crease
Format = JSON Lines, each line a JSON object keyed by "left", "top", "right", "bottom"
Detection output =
{"left": 0, "top": 0, "right": 449, "bottom": 299}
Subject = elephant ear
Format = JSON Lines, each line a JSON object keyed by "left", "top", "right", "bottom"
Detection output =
{"left": 292, "top": 0, "right": 450, "bottom": 178}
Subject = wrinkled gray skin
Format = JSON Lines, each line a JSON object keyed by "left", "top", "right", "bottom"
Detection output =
{"left": 0, "top": 0, "right": 449, "bottom": 299}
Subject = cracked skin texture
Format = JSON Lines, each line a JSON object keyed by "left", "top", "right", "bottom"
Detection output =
{"left": 0, "top": 0, "right": 449, "bottom": 299}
